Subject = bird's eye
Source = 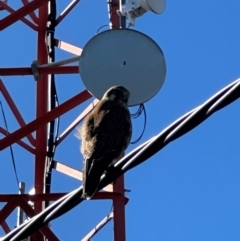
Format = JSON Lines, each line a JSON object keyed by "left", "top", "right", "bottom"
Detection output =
{"left": 122, "top": 95, "right": 128, "bottom": 101}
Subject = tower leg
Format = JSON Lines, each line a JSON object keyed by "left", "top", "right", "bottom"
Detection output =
{"left": 113, "top": 175, "right": 126, "bottom": 241}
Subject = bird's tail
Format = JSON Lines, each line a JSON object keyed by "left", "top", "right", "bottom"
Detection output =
{"left": 82, "top": 177, "right": 100, "bottom": 200}
{"left": 82, "top": 159, "right": 105, "bottom": 200}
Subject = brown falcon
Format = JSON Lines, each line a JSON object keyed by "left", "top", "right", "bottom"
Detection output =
{"left": 80, "top": 86, "right": 132, "bottom": 200}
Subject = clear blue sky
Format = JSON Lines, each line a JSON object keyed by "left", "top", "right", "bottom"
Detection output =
{"left": 0, "top": 1, "right": 240, "bottom": 240}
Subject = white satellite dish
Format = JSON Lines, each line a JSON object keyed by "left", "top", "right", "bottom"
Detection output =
{"left": 118, "top": 0, "right": 166, "bottom": 25}
{"left": 79, "top": 29, "right": 166, "bottom": 106}
{"left": 137, "top": 0, "right": 165, "bottom": 13}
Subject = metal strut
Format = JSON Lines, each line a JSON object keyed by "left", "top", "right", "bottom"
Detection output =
{"left": 45, "top": 0, "right": 57, "bottom": 209}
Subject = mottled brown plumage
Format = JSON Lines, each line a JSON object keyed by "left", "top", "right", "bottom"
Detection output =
{"left": 80, "top": 86, "right": 132, "bottom": 199}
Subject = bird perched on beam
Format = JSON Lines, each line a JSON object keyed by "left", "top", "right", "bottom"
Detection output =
{"left": 79, "top": 86, "right": 132, "bottom": 200}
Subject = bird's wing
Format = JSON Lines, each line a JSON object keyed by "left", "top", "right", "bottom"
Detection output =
{"left": 82, "top": 101, "right": 131, "bottom": 170}
{"left": 81, "top": 112, "right": 95, "bottom": 153}
{"left": 90, "top": 101, "right": 132, "bottom": 163}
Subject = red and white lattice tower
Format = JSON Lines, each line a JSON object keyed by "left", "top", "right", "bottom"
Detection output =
{"left": 0, "top": 1, "right": 128, "bottom": 240}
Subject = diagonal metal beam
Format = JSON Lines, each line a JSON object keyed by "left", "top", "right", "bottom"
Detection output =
{"left": 1, "top": 221, "right": 11, "bottom": 234}
{"left": 81, "top": 212, "right": 113, "bottom": 241}
{"left": 0, "top": 0, "right": 49, "bottom": 30}
{"left": 56, "top": 99, "right": 98, "bottom": 146}
{"left": 19, "top": 198, "right": 60, "bottom": 241}
{"left": 0, "top": 198, "right": 17, "bottom": 225}
{"left": 0, "top": 79, "right": 36, "bottom": 146}
{"left": 0, "top": 90, "right": 91, "bottom": 150}
{"left": 52, "top": 160, "right": 113, "bottom": 192}
{"left": 21, "top": 0, "right": 39, "bottom": 25}
{"left": 0, "top": 1, "right": 38, "bottom": 30}
{"left": 0, "top": 127, "right": 35, "bottom": 154}
{"left": 56, "top": 0, "right": 81, "bottom": 25}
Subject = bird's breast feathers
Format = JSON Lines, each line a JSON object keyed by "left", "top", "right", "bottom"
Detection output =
{"left": 80, "top": 98, "right": 132, "bottom": 159}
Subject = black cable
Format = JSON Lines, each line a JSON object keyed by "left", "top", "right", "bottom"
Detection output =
{"left": 122, "top": 79, "right": 240, "bottom": 172}
{"left": 3, "top": 78, "right": 240, "bottom": 241}
{"left": 0, "top": 101, "right": 20, "bottom": 191}
{"left": 96, "top": 24, "right": 120, "bottom": 34}
{"left": 96, "top": 24, "right": 110, "bottom": 34}
{"left": 130, "top": 104, "right": 146, "bottom": 144}
{"left": 45, "top": 0, "right": 57, "bottom": 208}
{"left": 121, "top": 0, "right": 126, "bottom": 29}
{"left": 85, "top": 203, "right": 114, "bottom": 239}
{"left": 54, "top": 95, "right": 60, "bottom": 144}
{"left": 1, "top": 191, "right": 75, "bottom": 240}
{"left": 130, "top": 104, "right": 143, "bottom": 119}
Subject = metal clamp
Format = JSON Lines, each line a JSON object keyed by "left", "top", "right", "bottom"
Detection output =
{"left": 31, "top": 60, "right": 40, "bottom": 81}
